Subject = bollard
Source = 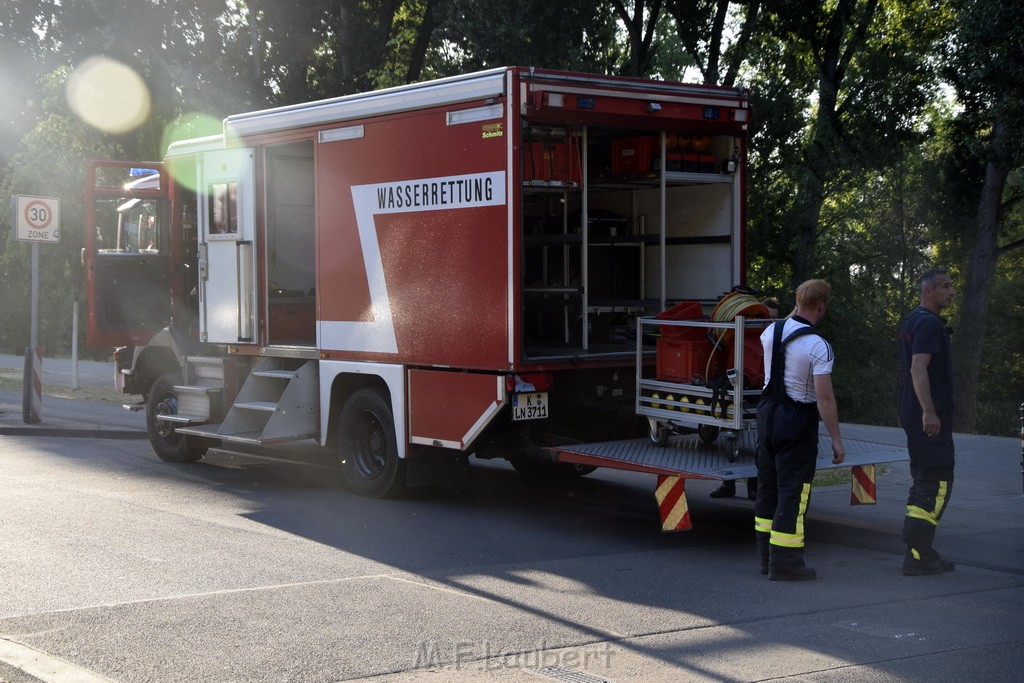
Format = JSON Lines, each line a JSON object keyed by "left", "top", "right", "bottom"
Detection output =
{"left": 22, "top": 346, "right": 44, "bottom": 424}
{"left": 72, "top": 301, "right": 80, "bottom": 389}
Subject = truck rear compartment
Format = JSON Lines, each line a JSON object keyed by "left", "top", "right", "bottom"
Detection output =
{"left": 520, "top": 123, "right": 741, "bottom": 363}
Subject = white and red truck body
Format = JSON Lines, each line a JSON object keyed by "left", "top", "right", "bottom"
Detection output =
{"left": 84, "top": 66, "right": 757, "bottom": 498}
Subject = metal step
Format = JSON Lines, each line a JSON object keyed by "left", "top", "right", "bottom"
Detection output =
{"left": 252, "top": 369, "right": 296, "bottom": 380}
{"left": 179, "top": 357, "right": 319, "bottom": 446}
{"left": 188, "top": 356, "right": 226, "bottom": 382}
{"left": 156, "top": 414, "right": 210, "bottom": 426}
{"left": 173, "top": 383, "right": 223, "bottom": 421}
{"left": 174, "top": 424, "right": 314, "bottom": 446}
{"left": 232, "top": 401, "right": 278, "bottom": 412}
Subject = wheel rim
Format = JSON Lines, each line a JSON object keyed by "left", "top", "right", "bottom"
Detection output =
{"left": 155, "top": 393, "right": 180, "bottom": 441}
{"left": 650, "top": 426, "right": 669, "bottom": 444}
{"left": 351, "top": 410, "right": 387, "bottom": 479}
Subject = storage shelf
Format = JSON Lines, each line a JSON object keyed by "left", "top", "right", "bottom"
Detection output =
{"left": 590, "top": 171, "right": 734, "bottom": 189}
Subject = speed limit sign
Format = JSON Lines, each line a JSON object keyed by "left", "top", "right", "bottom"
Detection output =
{"left": 12, "top": 195, "right": 60, "bottom": 243}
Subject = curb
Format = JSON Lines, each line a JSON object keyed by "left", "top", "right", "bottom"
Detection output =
{"left": 0, "top": 426, "right": 147, "bottom": 439}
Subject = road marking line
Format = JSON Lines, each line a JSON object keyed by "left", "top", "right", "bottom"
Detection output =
{"left": 0, "top": 636, "right": 116, "bottom": 682}
{"left": 383, "top": 574, "right": 501, "bottom": 603}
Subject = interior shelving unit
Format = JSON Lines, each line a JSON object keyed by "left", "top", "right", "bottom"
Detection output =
{"left": 521, "top": 124, "right": 740, "bottom": 362}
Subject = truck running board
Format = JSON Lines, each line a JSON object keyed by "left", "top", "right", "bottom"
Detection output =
{"left": 167, "top": 356, "right": 319, "bottom": 446}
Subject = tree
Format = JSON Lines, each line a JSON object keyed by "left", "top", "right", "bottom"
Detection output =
{"left": 664, "top": 0, "right": 761, "bottom": 86}
{"left": 429, "top": 0, "right": 617, "bottom": 76}
{"left": 0, "top": 67, "right": 122, "bottom": 355}
{"left": 0, "top": 1, "right": 65, "bottom": 182}
{"left": 942, "top": 0, "right": 1024, "bottom": 431}
{"left": 760, "top": 0, "right": 944, "bottom": 287}
{"left": 610, "top": 0, "right": 664, "bottom": 76}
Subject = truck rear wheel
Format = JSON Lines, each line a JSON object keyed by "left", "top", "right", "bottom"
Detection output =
{"left": 338, "top": 387, "right": 406, "bottom": 498}
{"left": 146, "top": 372, "right": 207, "bottom": 463}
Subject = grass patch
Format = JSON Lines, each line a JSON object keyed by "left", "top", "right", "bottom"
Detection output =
{"left": 812, "top": 464, "right": 890, "bottom": 488}
{"left": 0, "top": 376, "right": 127, "bottom": 404}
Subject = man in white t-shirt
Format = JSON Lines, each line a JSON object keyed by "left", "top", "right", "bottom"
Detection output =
{"left": 754, "top": 279, "right": 845, "bottom": 581}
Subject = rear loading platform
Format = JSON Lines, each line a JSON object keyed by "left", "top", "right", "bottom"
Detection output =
{"left": 552, "top": 431, "right": 907, "bottom": 531}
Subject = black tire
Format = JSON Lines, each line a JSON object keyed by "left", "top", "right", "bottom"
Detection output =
{"left": 146, "top": 372, "right": 207, "bottom": 463}
{"left": 697, "top": 423, "right": 721, "bottom": 444}
{"left": 650, "top": 424, "right": 671, "bottom": 447}
{"left": 338, "top": 387, "right": 406, "bottom": 498}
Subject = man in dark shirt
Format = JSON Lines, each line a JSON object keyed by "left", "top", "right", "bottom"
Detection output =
{"left": 898, "top": 268, "right": 956, "bottom": 576}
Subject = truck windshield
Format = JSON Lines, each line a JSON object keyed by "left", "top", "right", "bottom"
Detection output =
{"left": 94, "top": 170, "right": 162, "bottom": 253}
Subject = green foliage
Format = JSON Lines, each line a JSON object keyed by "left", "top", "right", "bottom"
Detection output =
{"left": 975, "top": 242, "right": 1024, "bottom": 435}
{"left": 430, "top": 0, "right": 620, "bottom": 74}
{"left": 0, "top": 0, "right": 1021, "bottom": 432}
{"left": 0, "top": 67, "right": 122, "bottom": 355}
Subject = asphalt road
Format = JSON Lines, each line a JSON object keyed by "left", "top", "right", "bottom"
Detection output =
{"left": 0, "top": 391, "right": 1022, "bottom": 682}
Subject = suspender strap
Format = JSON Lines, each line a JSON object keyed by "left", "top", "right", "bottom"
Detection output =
{"left": 765, "top": 322, "right": 821, "bottom": 402}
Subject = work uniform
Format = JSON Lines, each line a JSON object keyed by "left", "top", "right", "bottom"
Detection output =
{"left": 754, "top": 316, "right": 833, "bottom": 575}
{"left": 898, "top": 306, "right": 955, "bottom": 563}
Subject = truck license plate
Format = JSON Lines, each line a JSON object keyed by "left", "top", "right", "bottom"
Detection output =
{"left": 512, "top": 392, "right": 548, "bottom": 421}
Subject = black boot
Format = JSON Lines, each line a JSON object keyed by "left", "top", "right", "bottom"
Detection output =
{"left": 769, "top": 565, "right": 817, "bottom": 581}
{"left": 902, "top": 546, "right": 955, "bottom": 576}
{"left": 756, "top": 533, "right": 770, "bottom": 575}
{"left": 710, "top": 480, "right": 736, "bottom": 498}
{"left": 768, "top": 546, "right": 817, "bottom": 581}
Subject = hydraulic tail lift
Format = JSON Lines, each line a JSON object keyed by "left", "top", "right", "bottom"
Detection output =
{"left": 551, "top": 314, "right": 910, "bottom": 530}
{"left": 552, "top": 430, "right": 908, "bottom": 531}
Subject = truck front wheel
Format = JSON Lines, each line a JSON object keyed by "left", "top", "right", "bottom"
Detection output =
{"left": 146, "top": 373, "right": 208, "bottom": 463}
{"left": 338, "top": 387, "right": 406, "bottom": 498}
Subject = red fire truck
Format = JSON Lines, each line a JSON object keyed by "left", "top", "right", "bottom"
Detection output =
{"left": 85, "top": 67, "right": 902, "bottom": 516}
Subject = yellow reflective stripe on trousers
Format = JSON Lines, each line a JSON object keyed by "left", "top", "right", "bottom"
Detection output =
{"left": 754, "top": 516, "right": 772, "bottom": 534}
{"left": 906, "top": 480, "right": 949, "bottom": 526}
{"left": 770, "top": 482, "right": 811, "bottom": 548}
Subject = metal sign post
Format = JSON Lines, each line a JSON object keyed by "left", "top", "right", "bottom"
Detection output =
{"left": 11, "top": 195, "right": 60, "bottom": 422}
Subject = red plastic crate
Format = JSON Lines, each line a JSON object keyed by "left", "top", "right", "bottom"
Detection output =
{"left": 655, "top": 301, "right": 706, "bottom": 341}
{"left": 657, "top": 338, "right": 718, "bottom": 384}
{"left": 524, "top": 140, "right": 581, "bottom": 184}
{"left": 727, "top": 333, "right": 765, "bottom": 388}
{"left": 612, "top": 136, "right": 657, "bottom": 176}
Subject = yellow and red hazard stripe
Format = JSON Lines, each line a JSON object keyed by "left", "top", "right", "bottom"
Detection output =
{"left": 850, "top": 464, "right": 876, "bottom": 505}
{"left": 655, "top": 475, "right": 692, "bottom": 531}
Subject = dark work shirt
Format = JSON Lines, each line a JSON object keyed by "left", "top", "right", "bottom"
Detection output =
{"left": 898, "top": 306, "right": 954, "bottom": 421}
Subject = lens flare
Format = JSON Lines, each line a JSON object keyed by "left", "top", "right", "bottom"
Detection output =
{"left": 161, "top": 112, "right": 224, "bottom": 155}
{"left": 66, "top": 57, "right": 151, "bottom": 134}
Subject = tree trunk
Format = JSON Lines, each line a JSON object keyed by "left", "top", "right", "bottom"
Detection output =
{"left": 702, "top": 0, "right": 729, "bottom": 85}
{"left": 405, "top": 0, "right": 438, "bottom": 84}
{"left": 610, "top": 0, "right": 662, "bottom": 77}
{"left": 791, "top": 77, "right": 837, "bottom": 285}
{"left": 248, "top": 0, "right": 262, "bottom": 93}
{"left": 953, "top": 117, "right": 1011, "bottom": 432}
{"left": 336, "top": 0, "right": 357, "bottom": 91}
